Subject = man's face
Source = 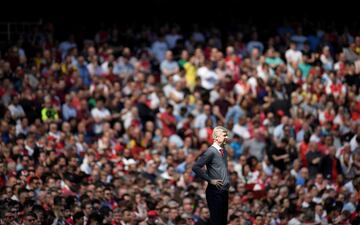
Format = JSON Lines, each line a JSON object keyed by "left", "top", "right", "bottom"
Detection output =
{"left": 104, "top": 212, "right": 112, "bottom": 223}
{"left": 32, "top": 178, "right": 41, "bottom": 189}
{"left": 96, "top": 100, "right": 104, "bottom": 109}
{"left": 78, "top": 57, "right": 85, "bottom": 65}
{"left": 204, "top": 106, "right": 211, "bottom": 115}
{"left": 290, "top": 43, "right": 296, "bottom": 49}
{"left": 104, "top": 190, "right": 112, "bottom": 200}
{"left": 201, "top": 208, "right": 210, "bottom": 220}
{"left": 166, "top": 106, "right": 173, "bottom": 114}
{"left": 183, "top": 199, "right": 192, "bottom": 213}
{"left": 4, "top": 211, "right": 15, "bottom": 223}
{"left": 301, "top": 168, "right": 309, "bottom": 179}
{"left": 23, "top": 215, "right": 37, "bottom": 225}
{"left": 216, "top": 130, "right": 228, "bottom": 145}
{"left": 161, "top": 208, "right": 170, "bottom": 220}
{"left": 255, "top": 215, "right": 263, "bottom": 225}
{"left": 113, "top": 211, "right": 121, "bottom": 222}
{"left": 0, "top": 163, "right": 5, "bottom": 174}
{"left": 169, "top": 208, "right": 179, "bottom": 220}
{"left": 165, "top": 51, "right": 173, "bottom": 61}
{"left": 75, "top": 217, "right": 84, "bottom": 225}
{"left": 148, "top": 216, "right": 157, "bottom": 225}
{"left": 84, "top": 204, "right": 93, "bottom": 216}
{"left": 315, "top": 174, "right": 323, "bottom": 183}
{"left": 95, "top": 187, "right": 103, "bottom": 199}
{"left": 123, "top": 210, "right": 132, "bottom": 223}
{"left": 64, "top": 209, "right": 72, "bottom": 218}
{"left": 21, "top": 158, "right": 30, "bottom": 168}
{"left": 315, "top": 205, "right": 323, "bottom": 215}
{"left": 13, "top": 96, "right": 19, "bottom": 104}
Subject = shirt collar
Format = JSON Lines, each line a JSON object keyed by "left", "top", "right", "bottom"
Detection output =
{"left": 212, "top": 143, "right": 222, "bottom": 151}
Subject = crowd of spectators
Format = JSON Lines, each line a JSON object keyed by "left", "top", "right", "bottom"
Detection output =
{"left": 0, "top": 20, "right": 360, "bottom": 225}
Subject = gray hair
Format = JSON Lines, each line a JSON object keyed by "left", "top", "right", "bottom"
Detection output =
{"left": 212, "top": 126, "right": 228, "bottom": 139}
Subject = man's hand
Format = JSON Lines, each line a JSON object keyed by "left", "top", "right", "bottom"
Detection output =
{"left": 312, "top": 157, "right": 321, "bottom": 164}
{"left": 210, "top": 179, "right": 224, "bottom": 189}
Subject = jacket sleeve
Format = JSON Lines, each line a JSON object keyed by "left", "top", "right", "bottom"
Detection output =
{"left": 192, "top": 149, "right": 213, "bottom": 182}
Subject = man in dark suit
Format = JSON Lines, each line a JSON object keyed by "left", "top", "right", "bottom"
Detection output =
{"left": 192, "top": 126, "right": 230, "bottom": 225}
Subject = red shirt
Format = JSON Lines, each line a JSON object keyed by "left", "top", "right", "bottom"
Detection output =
{"left": 331, "top": 157, "right": 338, "bottom": 181}
{"left": 225, "top": 55, "right": 241, "bottom": 81}
{"left": 206, "top": 127, "right": 213, "bottom": 144}
{"left": 160, "top": 112, "right": 176, "bottom": 137}
{"left": 299, "top": 142, "right": 309, "bottom": 166}
{"left": 351, "top": 101, "right": 360, "bottom": 120}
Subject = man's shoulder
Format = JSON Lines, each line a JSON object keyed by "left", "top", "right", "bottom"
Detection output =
{"left": 195, "top": 113, "right": 206, "bottom": 119}
{"left": 207, "top": 145, "right": 218, "bottom": 152}
{"left": 91, "top": 107, "right": 99, "bottom": 113}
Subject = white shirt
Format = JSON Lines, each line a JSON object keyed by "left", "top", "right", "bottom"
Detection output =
{"left": 247, "top": 41, "right": 264, "bottom": 53}
{"left": 248, "top": 76, "right": 258, "bottom": 95}
{"left": 80, "top": 157, "right": 92, "bottom": 175}
{"left": 163, "top": 83, "right": 175, "bottom": 98}
{"left": 209, "top": 89, "right": 220, "bottom": 104}
{"left": 148, "top": 92, "right": 160, "bottom": 110}
{"left": 350, "top": 135, "right": 359, "bottom": 151}
{"left": 151, "top": 41, "right": 168, "bottom": 62}
{"left": 165, "top": 34, "right": 182, "bottom": 49}
{"left": 16, "top": 122, "right": 28, "bottom": 136}
{"left": 121, "top": 110, "right": 133, "bottom": 129}
{"left": 344, "top": 180, "right": 355, "bottom": 193}
{"left": 101, "top": 61, "right": 117, "bottom": 75}
{"left": 192, "top": 32, "right": 205, "bottom": 43}
{"left": 59, "top": 41, "right": 77, "bottom": 59}
{"left": 171, "top": 95, "right": 184, "bottom": 117}
{"left": 273, "top": 124, "right": 284, "bottom": 141}
{"left": 194, "top": 113, "right": 207, "bottom": 129}
{"left": 212, "top": 143, "right": 223, "bottom": 156}
{"left": 197, "top": 66, "right": 218, "bottom": 90}
{"left": 8, "top": 104, "right": 25, "bottom": 119}
{"left": 291, "top": 35, "right": 307, "bottom": 51}
{"left": 285, "top": 48, "right": 302, "bottom": 64}
{"left": 234, "top": 162, "right": 245, "bottom": 182}
{"left": 232, "top": 124, "right": 250, "bottom": 140}
{"left": 91, "top": 107, "right": 111, "bottom": 134}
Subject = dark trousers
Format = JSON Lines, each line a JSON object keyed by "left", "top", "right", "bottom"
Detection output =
{"left": 206, "top": 184, "right": 228, "bottom": 225}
